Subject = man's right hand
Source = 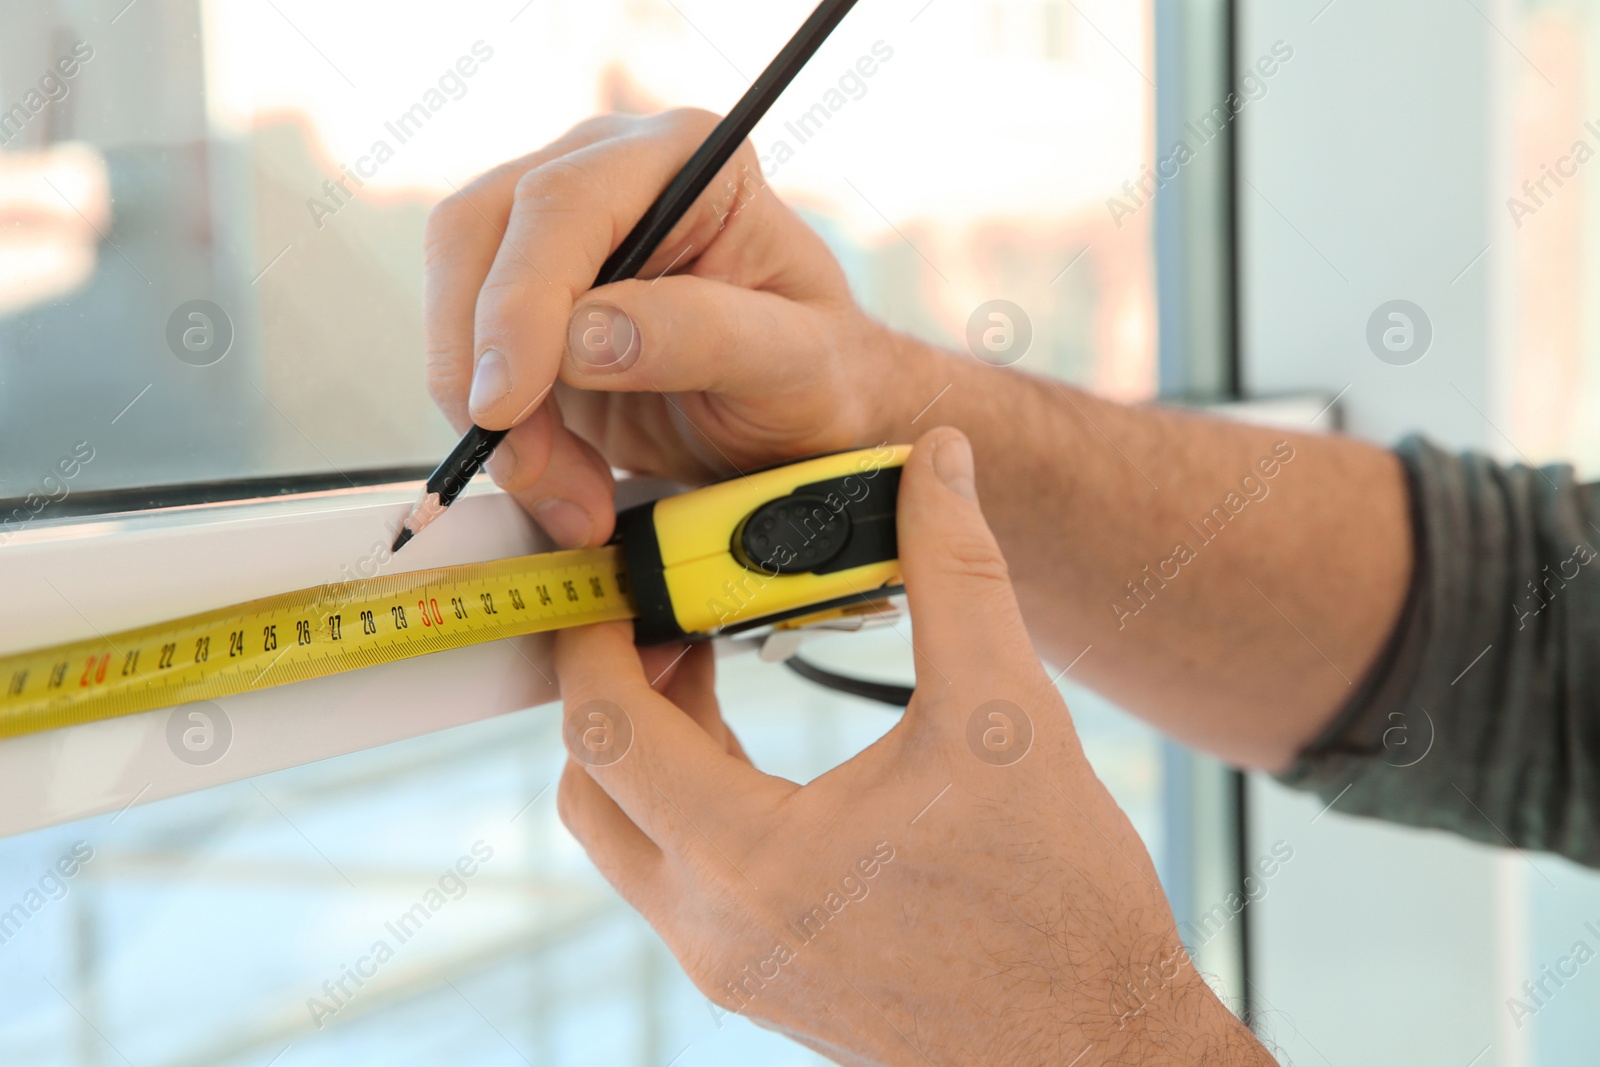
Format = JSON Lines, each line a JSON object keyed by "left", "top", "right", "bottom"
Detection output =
{"left": 423, "top": 108, "right": 1415, "bottom": 779}
{"left": 422, "top": 109, "right": 907, "bottom": 550}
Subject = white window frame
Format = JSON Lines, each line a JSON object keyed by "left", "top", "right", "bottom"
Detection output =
{"left": 0, "top": 478, "right": 584, "bottom": 839}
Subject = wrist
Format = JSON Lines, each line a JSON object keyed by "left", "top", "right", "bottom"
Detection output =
{"left": 859, "top": 323, "right": 972, "bottom": 445}
{"left": 1093, "top": 959, "right": 1271, "bottom": 1067}
{"left": 971, "top": 929, "right": 1269, "bottom": 1067}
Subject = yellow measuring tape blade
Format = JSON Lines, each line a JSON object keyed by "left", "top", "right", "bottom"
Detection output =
{"left": 0, "top": 546, "right": 635, "bottom": 740}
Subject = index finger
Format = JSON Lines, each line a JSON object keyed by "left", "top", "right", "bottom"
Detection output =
{"left": 554, "top": 621, "right": 785, "bottom": 862}
{"left": 466, "top": 108, "right": 745, "bottom": 430}
{"left": 422, "top": 115, "right": 628, "bottom": 431}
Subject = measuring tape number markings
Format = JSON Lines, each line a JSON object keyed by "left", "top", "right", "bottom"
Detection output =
{"left": 0, "top": 446, "right": 909, "bottom": 740}
{"left": 1, "top": 548, "right": 634, "bottom": 739}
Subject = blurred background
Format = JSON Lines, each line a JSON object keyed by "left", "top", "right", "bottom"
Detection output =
{"left": 1, "top": 0, "right": 1598, "bottom": 1064}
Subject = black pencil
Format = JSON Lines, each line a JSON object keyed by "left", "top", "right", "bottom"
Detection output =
{"left": 393, "top": 0, "right": 862, "bottom": 553}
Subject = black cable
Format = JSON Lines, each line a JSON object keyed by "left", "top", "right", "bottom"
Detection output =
{"left": 783, "top": 655, "right": 912, "bottom": 708}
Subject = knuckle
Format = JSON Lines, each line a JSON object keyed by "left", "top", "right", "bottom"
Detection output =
{"left": 424, "top": 182, "right": 499, "bottom": 255}
{"left": 471, "top": 274, "right": 546, "bottom": 345}
{"left": 935, "top": 530, "right": 1012, "bottom": 587}
{"left": 508, "top": 162, "right": 612, "bottom": 282}
{"left": 427, "top": 178, "right": 482, "bottom": 226}
{"left": 654, "top": 107, "right": 720, "bottom": 141}
{"left": 421, "top": 204, "right": 472, "bottom": 272}
{"left": 422, "top": 196, "right": 463, "bottom": 249}
{"left": 570, "top": 112, "right": 635, "bottom": 141}
{"left": 422, "top": 349, "right": 467, "bottom": 410}
{"left": 513, "top": 156, "right": 593, "bottom": 205}
{"left": 473, "top": 269, "right": 531, "bottom": 310}
{"left": 494, "top": 462, "right": 541, "bottom": 495}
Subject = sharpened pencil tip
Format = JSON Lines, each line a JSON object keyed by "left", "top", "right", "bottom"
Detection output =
{"left": 391, "top": 490, "right": 445, "bottom": 554}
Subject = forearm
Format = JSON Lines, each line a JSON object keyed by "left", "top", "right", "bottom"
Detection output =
{"left": 870, "top": 331, "right": 1413, "bottom": 771}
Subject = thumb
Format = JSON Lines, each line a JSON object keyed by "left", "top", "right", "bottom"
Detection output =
{"left": 558, "top": 274, "right": 828, "bottom": 398}
{"left": 897, "top": 428, "right": 1040, "bottom": 705}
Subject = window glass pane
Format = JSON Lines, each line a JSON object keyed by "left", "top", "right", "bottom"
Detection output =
{"left": 1504, "top": 1, "right": 1600, "bottom": 476}
{"left": 0, "top": 0, "right": 1154, "bottom": 500}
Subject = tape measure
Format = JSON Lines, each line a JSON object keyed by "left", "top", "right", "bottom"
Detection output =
{"left": 0, "top": 446, "right": 909, "bottom": 741}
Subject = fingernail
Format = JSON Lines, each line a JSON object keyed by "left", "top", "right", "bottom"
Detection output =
{"left": 932, "top": 434, "right": 977, "bottom": 501}
{"left": 468, "top": 348, "right": 513, "bottom": 418}
{"left": 534, "top": 498, "right": 594, "bottom": 549}
{"left": 566, "top": 302, "right": 640, "bottom": 372}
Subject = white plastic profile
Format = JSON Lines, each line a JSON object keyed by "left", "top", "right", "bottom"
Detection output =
{"left": 0, "top": 479, "right": 565, "bottom": 839}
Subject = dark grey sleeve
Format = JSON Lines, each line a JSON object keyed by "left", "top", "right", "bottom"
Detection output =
{"left": 1275, "top": 436, "right": 1600, "bottom": 868}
